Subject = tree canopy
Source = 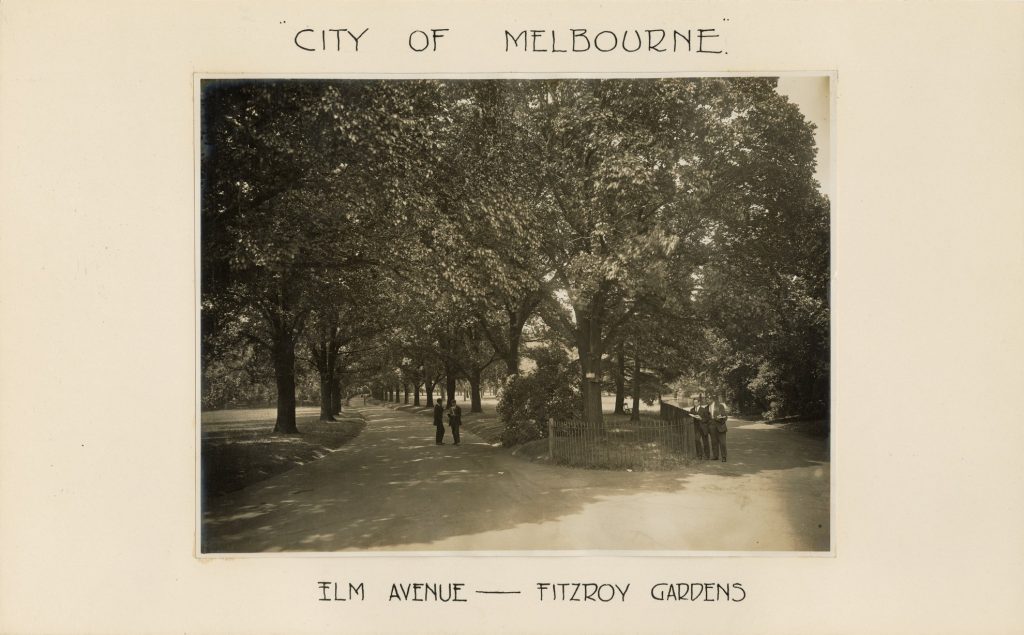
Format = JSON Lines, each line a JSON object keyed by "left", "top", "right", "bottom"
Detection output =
{"left": 201, "top": 77, "right": 829, "bottom": 432}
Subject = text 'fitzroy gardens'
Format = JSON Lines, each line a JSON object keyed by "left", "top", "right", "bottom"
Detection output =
{"left": 289, "top": 24, "right": 729, "bottom": 54}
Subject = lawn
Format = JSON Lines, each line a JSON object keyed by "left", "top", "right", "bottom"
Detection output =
{"left": 201, "top": 407, "right": 366, "bottom": 496}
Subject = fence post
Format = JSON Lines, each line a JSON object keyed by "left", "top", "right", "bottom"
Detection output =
{"left": 548, "top": 418, "right": 554, "bottom": 460}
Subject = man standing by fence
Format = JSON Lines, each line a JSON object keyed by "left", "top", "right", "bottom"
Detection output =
{"left": 708, "top": 394, "right": 729, "bottom": 462}
{"left": 690, "top": 396, "right": 711, "bottom": 460}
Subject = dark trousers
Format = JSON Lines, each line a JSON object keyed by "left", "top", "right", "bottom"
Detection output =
{"left": 451, "top": 425, "right": 461, "bottom": 445}
{"left": 709, "top": 427, "right": 727, "bottom": 460}
{"left": 435, "top": 424, "right": 445, "bottom": 444}
{"left": 694, "top": 422, "right": 710, "bottom": 459}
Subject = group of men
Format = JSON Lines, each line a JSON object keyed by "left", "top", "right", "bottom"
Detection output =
{"left": 690, "top": 394, "right": 728, "bottom": 462}
{"left": 432, "top": 398, "right": 463, "bottom": 445}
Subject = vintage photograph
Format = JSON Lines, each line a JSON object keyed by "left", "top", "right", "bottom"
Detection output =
{"left": 199, "top": 76, "right": 831, "bottom": 553}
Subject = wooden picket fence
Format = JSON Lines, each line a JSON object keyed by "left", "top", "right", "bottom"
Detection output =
{"left": 546, "top": 402, "right": 697, "bottom": 470}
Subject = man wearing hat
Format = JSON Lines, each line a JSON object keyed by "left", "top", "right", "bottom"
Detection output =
{"left": 708, "top": 393, "right": 729, "bottom": 462}
{"left": 433, "top": 398, "right": 446, "bottom": 444}
{"left": 447, "top": 398, "right": 463, "bottom": 446}
{"left": 690, "top": 395, "right": 711, "bottom": 460}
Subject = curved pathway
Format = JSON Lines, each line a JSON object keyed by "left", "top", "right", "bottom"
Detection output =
{"left": 202, "top": 404, "right": 829, "bottom": 552}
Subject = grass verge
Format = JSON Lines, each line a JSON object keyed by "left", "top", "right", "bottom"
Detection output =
{"left": 460, "top": 411, "right": 504, "bottom": 445}
{"left": 202, "top": 412, "right": 366, "bottom": 496}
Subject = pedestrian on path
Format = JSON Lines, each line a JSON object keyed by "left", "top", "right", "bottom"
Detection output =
{"left": 709, "top": 394, "right": 729, "bottom": 462}
{"left": 433, "top": 398, "right": 446, "bottom": 444}
{"left": 447, "top": 399, "right": 463, "bottom": 446}
{"left": 690, "top": 395, "right": 712, "bottom": 460}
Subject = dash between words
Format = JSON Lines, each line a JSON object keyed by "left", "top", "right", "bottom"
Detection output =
{"left": 317, "top": 581, "right": 745, "bottom": 603}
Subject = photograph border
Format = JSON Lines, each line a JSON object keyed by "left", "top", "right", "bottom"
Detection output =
{"left": 193, "top": 69, "right": 837, "bottom": 559}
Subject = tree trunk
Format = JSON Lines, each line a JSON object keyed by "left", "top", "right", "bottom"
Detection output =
{"left": 469, "top": 369, "right": 483, "bottom": 413}
{"left": 413, "top": 382, "right": 421, "bottom": 406}
{"left": 317, "top": 345, "right": 336, "bottom": 421}
{"left": 445, "top": 374, "right": 457, "bottom": 405}
{"left": 614, "top": 342, "right": 626, "bottom": 415}
{"left": 505, "top": 320, "right": 522, "bottom": 375}
{"left": 630, "top": 347, "right": 641, "bottom": 422}
{"left": 331, "top": 377, "right": 342, "bottom": 416}
{"left": 576, "top": 312, "right": 605, "bottom": 429}
{"left": 425, "top": 380, "right": 435, "bottom": 407}
{"left": 504, "top": 353, "right": 520, "bottom": 375}
{"left": 403, "top": 383, "right": 410, "bottom": 404}
{"left": 319, "top": 376, "right": 336, "bottom": 421}
{"left": 272, "top": 333, "right": 298, "bottom": 433}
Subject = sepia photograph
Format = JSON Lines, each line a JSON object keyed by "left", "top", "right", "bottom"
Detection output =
{"left": 199, "top": 76, "right": 832, "bottom": 553}
{"left": 4, "top": 0, "right": 1023, "bottom": 632}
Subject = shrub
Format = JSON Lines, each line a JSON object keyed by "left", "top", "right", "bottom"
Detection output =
{"left": 496, "top": 346, "right": 582, "bottom": 446}
{"left": 747, "top": 361, "right": 785, "bottom": 420}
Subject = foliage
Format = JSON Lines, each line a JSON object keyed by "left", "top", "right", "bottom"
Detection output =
{"left": 746, "top": 361, "right": 786, "bottom": 419}
{"left": 496, "top": 346, "right": 582, "bottom": 446}
{"left": 691, "top": 87, "right": 830, "bottom": 418}
{"left": 202, "top": 343, "right": 321, "bottom": 410}
{"left": 201, "top": 80, "right": 442, "bottom": 430}
{"left": 202, "top": 349, "right": 274, "bottom": 410}
{"left": 200, "top": 77, "right": 830, "bottom": 438}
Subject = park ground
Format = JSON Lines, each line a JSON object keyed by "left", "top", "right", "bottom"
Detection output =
{"left": 201, "top": 397, "right": 829, "bottom": 552}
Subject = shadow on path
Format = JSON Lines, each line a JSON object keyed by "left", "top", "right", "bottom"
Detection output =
{"left": 202, "top": 405, "right": 829, "bottom": 552}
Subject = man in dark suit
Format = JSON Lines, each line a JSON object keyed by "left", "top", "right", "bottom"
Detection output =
{"left": 708, "top": 394, "right": 729, "bottom": 462}
{"left": 690, "top": 395, "right": 711, "bottom": 460}
{"left": 447, "top": 399, "right": 463, "bottom": 446}
{"left": 433, "top": 398, "right": 446, "bottom": 445}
